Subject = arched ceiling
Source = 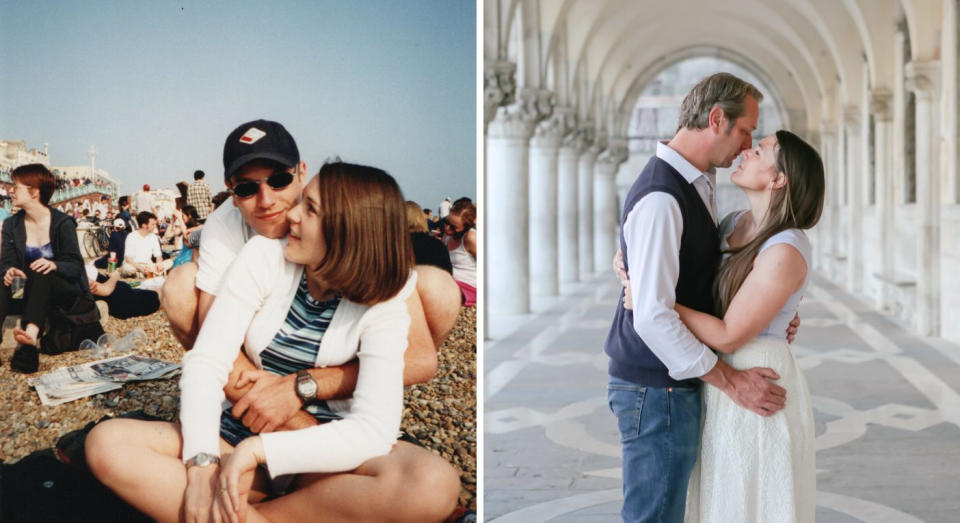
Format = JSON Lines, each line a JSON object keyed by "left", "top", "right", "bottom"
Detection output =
{"left": 486, "top": 0, "right": 932, "bottom": 137}
{"left": 614, "top": 45, "right": 796, "bottom": 137}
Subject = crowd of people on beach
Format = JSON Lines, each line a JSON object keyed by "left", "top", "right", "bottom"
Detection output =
{"left": 0, "top": 119, "right": 475, "bottom": 522}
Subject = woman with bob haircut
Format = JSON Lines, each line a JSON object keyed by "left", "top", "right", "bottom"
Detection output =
{"left": 0, "top": 163, "right": 93, "bottom": 373}
{"left": 406, "top": 200, "right": 453, "bottom": 274}
{"left": 86, "top": 162, "right": 460, "bottom": 522}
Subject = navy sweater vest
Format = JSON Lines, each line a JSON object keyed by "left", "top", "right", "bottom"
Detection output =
{"left": 604, "top": 156, "right": 720, "bottom": 387}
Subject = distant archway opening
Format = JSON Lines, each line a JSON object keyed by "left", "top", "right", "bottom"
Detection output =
{"left": 618, "top": 55, "right": 785, "bottom": 219}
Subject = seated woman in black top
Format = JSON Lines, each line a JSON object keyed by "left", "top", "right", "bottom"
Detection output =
{"left": 405, "top": 200, "right": 452, "bottom": 273}
{"left": 1, "top": 164, "right": 94, "bottom": 373}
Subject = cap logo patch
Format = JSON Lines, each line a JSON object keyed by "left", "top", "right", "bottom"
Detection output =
{"left": 239, "top": 127, "right": 267, "bottom": 144}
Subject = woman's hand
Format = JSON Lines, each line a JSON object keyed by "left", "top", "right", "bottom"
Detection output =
{"left": 29, "top": 258, "right": 57, "bottom": 275}
{"left": 220, "top": 437, "right": 265, "bottom": 523}
{"left": 612, "top": 250, "right": 633, "bottom": 310}
{"left": 184, "top": 464, "right": 228, "bottom": 523}
{"left": 3, "top": 267, "right": 26, "bottom": 286}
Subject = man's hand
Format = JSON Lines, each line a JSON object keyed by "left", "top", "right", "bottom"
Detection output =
{"left": 786, "top": 313, "right": 800, "bottom": 344}
{"left": 613, "top": 249, "right": 633, "bottom": 310}
{"left": 230, "top": 370, "right": 301, "bottom": 433}
{"left": 726, "top": 367, "right": 786, "bottom": 416}
{"left": 701, "top": 359, "right": 786, "bottom": 416}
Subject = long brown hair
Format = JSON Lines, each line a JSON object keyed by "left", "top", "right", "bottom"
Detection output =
{"left": 715, "top": 130, "right": 825, "bottom": 315}
{"left": 310, "top": 162, "right": 414, "bottom": 305}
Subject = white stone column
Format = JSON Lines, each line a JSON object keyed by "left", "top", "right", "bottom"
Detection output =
{"left": 905, "top": 60, "right": 941, "bottom": 336}
{"left": 486, "top": 88, "right": 554, "bottom": 315}
{"left": 870, "top": 89, "right": 894, "bottom": 309}
{"left": 578, "top": 131, "right": 600, "bottom": 278}
{"left": 815, "top": 125, "right": 836, "bottom": 273}
{"left": 844, "top": 106, "right": 863, "bottom": 293}
{"left": 593, "top": 138, "right": 628, "bottom": 271}
{"left": 529, "top": 108, "right": 572, "bottom": 297}
{"left": 557, "top": 133, "right": 582, "bottom": 285}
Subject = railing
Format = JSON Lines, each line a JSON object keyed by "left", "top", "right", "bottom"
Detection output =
{"left": 51, "top": 182, "right": 117, "bottom": 204}
{"left": 0, "top": 168, "right": 117, "bottom": 202}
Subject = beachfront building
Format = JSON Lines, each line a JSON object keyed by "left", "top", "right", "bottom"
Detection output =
{"left": 52, "top": 165, "right": 119, "bottom": 201}
{"left": 484, "top": 1, "right": 960, "bottom": 521}
{"left": 0, "top": 140, "right": 118, "bottom": 209}
{"left": 0, "top": 140, "right": 50, "bottom": 170}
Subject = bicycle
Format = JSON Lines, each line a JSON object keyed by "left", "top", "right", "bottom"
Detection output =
{"left": 81, "top": 223, "right": 112, "bottom": 259}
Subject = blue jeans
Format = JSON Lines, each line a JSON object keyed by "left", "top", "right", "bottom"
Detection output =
{"left": 607, "top": 376, "right": 702, "bottom": 523}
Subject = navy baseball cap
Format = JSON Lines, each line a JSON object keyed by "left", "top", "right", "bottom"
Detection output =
{"left": 223, "top": 119, "right": 300, "bottom": 182}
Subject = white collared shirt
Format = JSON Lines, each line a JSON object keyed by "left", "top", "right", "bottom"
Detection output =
{"left": 621, "top": 141, "right": 719, "bottom": 381}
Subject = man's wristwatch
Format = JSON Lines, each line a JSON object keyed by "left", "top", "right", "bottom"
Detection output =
{"left": 185, "top": 452, "right": 220, "bottom": 468}
{"left": 295, "top": 369, "right": 318, "bottom": 405}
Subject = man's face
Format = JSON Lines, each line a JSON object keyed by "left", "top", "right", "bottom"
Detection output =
{"left": 712, "top": 95, "right": 760, "bottom": 169}
{"left": 229, "top": 161, "right": 305, "bottom": 239}
{"left": 143, "top": 218, "right": 157, "bottom": 234}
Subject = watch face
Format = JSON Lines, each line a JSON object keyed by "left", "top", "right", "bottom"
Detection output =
{"left": 297, "top": 375, "right": 318, "bottom": 399}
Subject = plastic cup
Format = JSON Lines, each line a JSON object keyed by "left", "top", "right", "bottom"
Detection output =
{"left": 10, "top": 276, "right": 25, "bottom": 299}
{"left": 113, "top": 328, "right": 147, "bottom": 353}
{"left": 80, "top": 336, "right": 110, "bottom": 358}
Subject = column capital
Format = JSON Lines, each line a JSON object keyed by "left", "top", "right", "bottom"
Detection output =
{"left": 487, "top": 88, "right": 555, "bottom": 140}
{"left": 843, "top": 105, "right": 860, "bottom": 132}
{"left": 904, "top": 60, "right": 940, "bottom": 101}
{"left": 869, "top": 88, "right": 893, "bottom": 122}
{"left": 483, "top": 60, "right": 517, "bottom": 125}
{"left": 590, "top": 130, "right": 608, "bottom": 156}
{"left": 598, "top": 136, "right": 628, "bottom": 167}
{"left": 564, "top": 122, "right": 594, "bottom": 153}
{"left": 532, "top": 106, "right": 575, "bottom": 148}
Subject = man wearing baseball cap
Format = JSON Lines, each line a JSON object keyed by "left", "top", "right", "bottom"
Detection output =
{"left": 159, "top": 119, "right": 462, "bottom": 519}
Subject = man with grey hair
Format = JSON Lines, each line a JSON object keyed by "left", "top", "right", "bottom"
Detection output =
{"left": 605, "top": 72, "right": 796, "bottom": 522}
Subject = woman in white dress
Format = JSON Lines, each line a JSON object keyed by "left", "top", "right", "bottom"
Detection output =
{"left": 680, "top": 130, "right": 825, "bottom": 523}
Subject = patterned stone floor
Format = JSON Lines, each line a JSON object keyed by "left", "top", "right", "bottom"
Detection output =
{"left": 484, "top": 273, "right": 960, "bottom": 522}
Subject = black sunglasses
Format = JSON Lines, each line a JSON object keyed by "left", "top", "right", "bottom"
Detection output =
{"left": 229, "top": 170, "right": 295, "bottom": 199}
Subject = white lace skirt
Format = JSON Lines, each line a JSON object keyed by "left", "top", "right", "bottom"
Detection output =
{"left": 685, "top": 337, "right": 816, "bottom": 523}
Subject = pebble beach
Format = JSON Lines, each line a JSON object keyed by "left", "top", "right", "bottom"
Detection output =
{"left": 0, "top": 304, "right": 477, "bottom": 511}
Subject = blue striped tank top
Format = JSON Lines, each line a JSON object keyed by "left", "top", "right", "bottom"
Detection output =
{"left": 220, "top": 272, "right": 343, "bottom": 446}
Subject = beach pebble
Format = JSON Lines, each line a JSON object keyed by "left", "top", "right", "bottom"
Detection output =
{"left": 0, "top": 305, "right": 477, "bottom": 510}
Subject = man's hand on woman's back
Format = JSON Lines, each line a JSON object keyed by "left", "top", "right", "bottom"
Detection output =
{"left": 701, "top": 359, "right": 786, "bottom": 417}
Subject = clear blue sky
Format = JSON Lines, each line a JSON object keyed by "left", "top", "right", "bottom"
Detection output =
{"left": 0, "top": 0, "right": 476, "bottom": 212}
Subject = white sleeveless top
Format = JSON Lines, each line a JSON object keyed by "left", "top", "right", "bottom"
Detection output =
{"left": 446, "top": 237, "right": 476, "bottom": 287}
{"left": 719, "top": 211, "right": 811, "bottom": 341}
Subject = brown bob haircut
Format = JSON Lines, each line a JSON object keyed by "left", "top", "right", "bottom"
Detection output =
{"left": 311, "top": 162, "right": 414, "bottom": 305}
{"left": 11, "top": 163, "right": 57, "bottom": 205}
{"left": 405, "top": 201, "right": 428, "bottom": 233}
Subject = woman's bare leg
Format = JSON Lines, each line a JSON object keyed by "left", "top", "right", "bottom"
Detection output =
{"left": 255, "top": 441, "right": 460, "bottom": 522}
{"left": 85, "top": 419, "right": 270, "bottom": 522}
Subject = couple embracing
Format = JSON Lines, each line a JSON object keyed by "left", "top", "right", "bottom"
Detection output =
{"left": 606, "top": 73, "right": 825, "bottom": 523}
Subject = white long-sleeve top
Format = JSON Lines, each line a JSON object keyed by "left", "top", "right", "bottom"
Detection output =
{"left": 623, "top": 141, "right": 719, "bottom": 381}
{"left": 179, "top": 235, "right": 414, "bottom": 477}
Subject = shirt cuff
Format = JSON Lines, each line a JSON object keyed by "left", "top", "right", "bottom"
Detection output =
{"left": 668, "top": 346, "right": 719, "bottom": 381}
